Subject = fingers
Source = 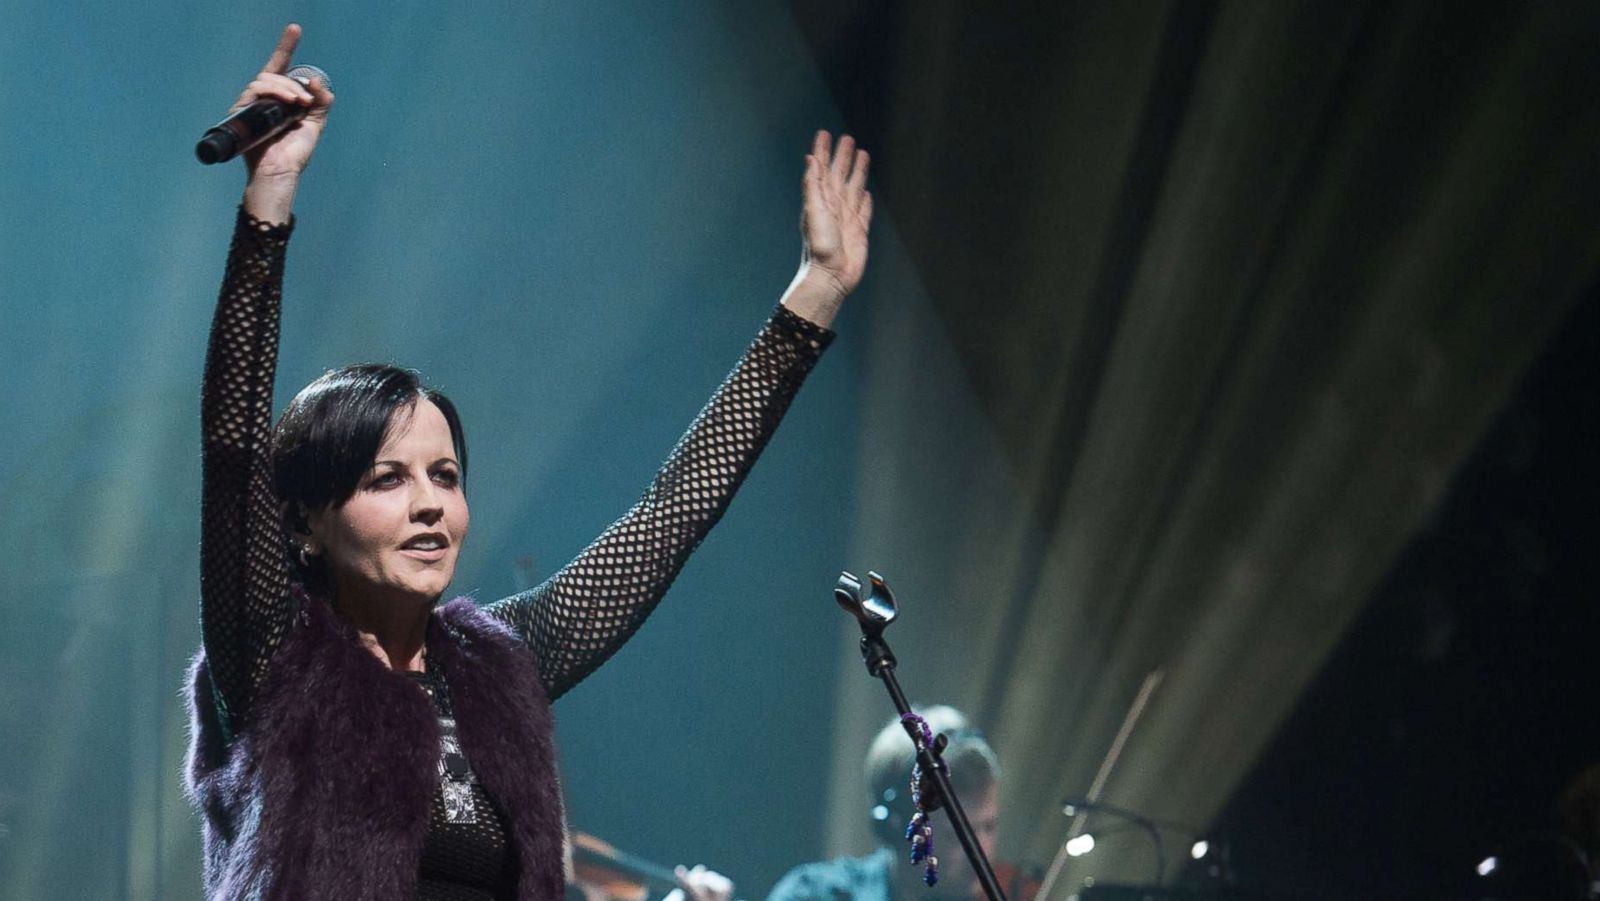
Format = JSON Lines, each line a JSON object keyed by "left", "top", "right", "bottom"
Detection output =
{"left": 802, "top": 152, "right": 828, "bottom": 216}
{"left": 828, "top": 134, "right": 855, "bottom": 188}
{"left": 804, "top": 152, "right": 828, "bottom": 197}
{"left": 800, "top": 129, "right": 872, "bottom": 271}
{"left": 263, "top": 72, "right": 314, "bottom": 104}
{"left": 844, "top": 148, "right": 870, "bottom": 192}
{"left": 235, "top": 72, "right": 315, "bottom": 112}
{"left": 846, "top": 148, "right": 869, "bottom": 204}
{"left": 810, "top": 130, "right": 870, "bottom": 203}
{"left": 301, "top": 68, "right": 336, "bottom": 113}
{"left": 262, "top": 23, "right": 302, "bottom": 74}
{"left": 301, "top": 68, "right": 334, "bottom": 98}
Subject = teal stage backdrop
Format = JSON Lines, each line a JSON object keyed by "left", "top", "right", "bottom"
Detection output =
{"left": 3, "top": 2, "right": 1599, "bottom": 898}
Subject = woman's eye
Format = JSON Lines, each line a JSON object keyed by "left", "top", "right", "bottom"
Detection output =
{"left": 371, "top": 472, "right": 402, "bottom": 488}
{"left": 433, "top": 469, "right": 460, "bottom": 488}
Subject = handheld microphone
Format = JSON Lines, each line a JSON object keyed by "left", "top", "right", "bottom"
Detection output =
{"left": 196, "top": 65, "right": 331, "bottom": 165}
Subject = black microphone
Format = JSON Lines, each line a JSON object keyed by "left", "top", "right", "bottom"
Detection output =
{"left": 196, "top": 65, "right": 331, "bottom": 165}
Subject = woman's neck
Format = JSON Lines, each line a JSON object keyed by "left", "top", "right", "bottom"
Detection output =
{"left": 329, "top": 583, "right": 435, "bottom": 672}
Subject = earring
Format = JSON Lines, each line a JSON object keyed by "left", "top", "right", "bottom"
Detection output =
{"left": 298, "top": 544, "right": 316, "bottom": 568}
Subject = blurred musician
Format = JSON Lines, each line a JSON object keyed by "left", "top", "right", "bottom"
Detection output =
{"left": 768, "top": 706, "right": 1035, "bottom": 901}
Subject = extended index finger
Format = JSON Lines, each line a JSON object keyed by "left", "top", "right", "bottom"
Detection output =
{"left": 262, "top": 23, "right": 302, "bottom": 74}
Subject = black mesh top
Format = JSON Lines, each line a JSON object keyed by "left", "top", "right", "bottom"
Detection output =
{"left": 199, "top": 207, "right": 832, "bottom": 896}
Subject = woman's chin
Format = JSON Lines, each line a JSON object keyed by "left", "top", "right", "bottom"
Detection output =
{"left": 398, "top": 564, "right": 456, "bottom": 600}
{"left": 336, "top": 562, "right": 457, "bottom": 606}
{"left": 372, "top": 577, "right": 452, "bottom": 605}
{"left": 408, "top": 579, "right": 451, "bottom": 602}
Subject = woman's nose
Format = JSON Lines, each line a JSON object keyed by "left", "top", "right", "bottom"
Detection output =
{"left": 410, "top": 481, "right": 445, "bottom": 524}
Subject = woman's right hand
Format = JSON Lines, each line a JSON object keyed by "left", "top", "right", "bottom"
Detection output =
{"left": 236, "top": 24, "right": 333, "bottom": 223}
{"left": 237, "top": 23, "right": 334, "bottom": 181}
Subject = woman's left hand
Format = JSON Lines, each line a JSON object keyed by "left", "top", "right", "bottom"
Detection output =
{"left": 781, "top": 130, "right": 873, "bottom": 327}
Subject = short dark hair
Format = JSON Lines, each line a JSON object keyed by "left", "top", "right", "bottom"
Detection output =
{"left": 272, "top": 363, "right": 467, "bottom": 562}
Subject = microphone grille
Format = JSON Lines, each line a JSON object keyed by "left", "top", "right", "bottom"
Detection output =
{"left": 286, "top": 64, "right": 333, "bottom": 94}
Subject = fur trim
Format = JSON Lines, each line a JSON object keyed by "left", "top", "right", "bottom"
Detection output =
{"left": 187, "top": 593, "right": 566, "bottom": 900}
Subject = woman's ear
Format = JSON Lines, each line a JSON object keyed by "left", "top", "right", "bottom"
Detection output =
{"left": 282, "top": 500, "right": 315, "bottom": 544}
{"left": 283, "top": 501, "right": 324, "bottom": 572}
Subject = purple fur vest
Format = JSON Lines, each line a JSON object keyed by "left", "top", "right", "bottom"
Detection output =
{"left": 185, "top": 593, "right": 568, "bottom": 900}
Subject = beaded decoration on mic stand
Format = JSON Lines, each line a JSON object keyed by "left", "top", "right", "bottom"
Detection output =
{"left": 903, "top": 712, "right": 947, "bottom": 886}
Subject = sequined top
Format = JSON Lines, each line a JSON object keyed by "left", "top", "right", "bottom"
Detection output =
{"left": 406, "top": 666, "right": 520, "bottom": 898}
{"left": 200, "top": 208, "right": 832, "bottom": 897}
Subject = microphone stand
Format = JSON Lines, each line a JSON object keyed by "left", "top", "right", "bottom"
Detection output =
{"left": 835, "top": 572, "right": 1007, "bottom": 901}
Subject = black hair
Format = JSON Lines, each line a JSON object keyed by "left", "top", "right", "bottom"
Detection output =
{"left": 271, "top": 364, "right": 467, "bottom": 563}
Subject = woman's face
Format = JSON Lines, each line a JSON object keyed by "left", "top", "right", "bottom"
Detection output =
{"left": 309, "top": 398, "right": 469, "bottom": 604}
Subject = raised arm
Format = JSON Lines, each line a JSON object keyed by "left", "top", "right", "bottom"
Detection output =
{"left": 199, "top": 24, "right": 334, "bottom": 733}
{"left": 487, "top": 131, "right": 872, "bottom": 700}
{"left": 486, "top": 306, "right": 831, "bottom": 698}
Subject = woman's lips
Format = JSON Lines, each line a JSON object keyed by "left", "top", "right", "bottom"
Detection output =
{"left": 399, "top": 532, "right": 450, "bottom": 563}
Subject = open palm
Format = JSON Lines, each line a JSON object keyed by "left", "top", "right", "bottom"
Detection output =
{"left": 801, "top": 130, "right": 873, "bottom": 298}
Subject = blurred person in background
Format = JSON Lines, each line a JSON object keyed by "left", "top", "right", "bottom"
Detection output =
{"left": 769, "top": 706, "right": 1034, "bottom": 901}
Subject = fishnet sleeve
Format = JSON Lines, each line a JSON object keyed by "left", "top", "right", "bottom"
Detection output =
{"left": 199, "top": 207, "right": 296, "bottom": 734}
{"left": 486, "top": 306, "right": 833, "bottom": 700}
